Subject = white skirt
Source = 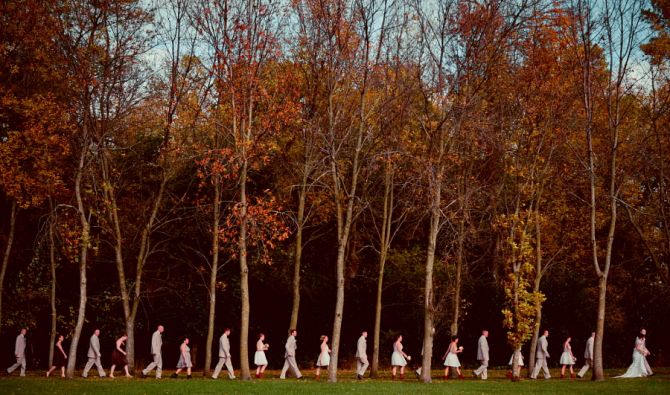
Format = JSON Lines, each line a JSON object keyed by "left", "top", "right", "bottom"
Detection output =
{"left": 560, "top": 352, "right": 575, "bottom": 365}
{"left": 444, "top": 353, "right": 460, "bottom": 367}
{"left": 508, "top": 354, "right": 525, "bottom": 366}
{"left": 391, "top": 351, "right": 407, "bottom": 367}
{"left": 316, "top": 351, "right": 330, "bottom": 367}
{"left": 254, "top": 351, "right": 268, "bottom": 366}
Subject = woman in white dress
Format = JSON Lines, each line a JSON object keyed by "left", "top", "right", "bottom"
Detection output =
{"left": 254, "top": 333, "right": 270, "bottom": 378}
{"left": 616, "top": 332, "right": 651, "bottom": 378}
{"left": 506, "top": 351, "right": 525, "bottom": 378}
{"left": 559, "top": 336, "right": 576, "bottom": 379}
{"left": 315, "top": 335, "right": 330, "bottom": 379}
{"left": 172, "top": 338, "right": 192, "bottom": 379}
{"left": 391, "top": 335, "right": 411, "bottom": 380}
{"left": 442, "top": 336, "right": 463, "bottom": 379}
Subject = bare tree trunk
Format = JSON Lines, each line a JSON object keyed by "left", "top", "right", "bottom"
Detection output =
{"left": 0, "top": 199, "right": 16, "bottom": 330}
{"left": 67, "top": 137, "right": 90, "bottom": 378}
{"left": 328, "top": 96, "right": 365, "bottom": 383}
{"left": 528, "top": 208, "right": 544, "bottom": 377}
{"left": 239, "top": 155, "right": 251, "bottom": 380}
{"left": 204, "top": 175, "right": 222, "bottom": 376}
{"left": 371, "top": 162, "right": 393, "bottom": 378}
{"left": 289, "top": 168, "right": 308, "bottom": 331}
{"left": 49, "top": 198, "right": 57, "bottom": 368}
{"left": 450, "top": 214, "right": 465, "bottom": 337}
{"left": 420, "top": 181, "right": 441, "bottom": 383}
{"left": 127, "top": 174, "right": 168, "bottom": 372}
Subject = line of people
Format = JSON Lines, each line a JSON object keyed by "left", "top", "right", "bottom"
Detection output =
{"left": 4, "top": 326, "right": 655, "bottom": 380}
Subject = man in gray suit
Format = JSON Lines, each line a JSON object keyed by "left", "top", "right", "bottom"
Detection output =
{"left": 82, "top": 329, "right": 106, "bottom": 378}
{"left": 212, "top": 328, "right": 236, "bottom": 379}
{"left": 531, "top": 330, "right": 551, "bottom": 379}
{"left": 6, "top": 328, "right": 27, "bottom": 376}
{"left": 355, "top": 331, "right": 368, "bottom": 380}
{"left": 279, "top": 329, "right": 302, "bottom": 379}
{"left": 473, "top": 329, "right": 490, "bottom": 380}
{"left": 142, "top": 325, "right": 164, "bottom": 379}
{"left": 577, "top": 331, "right": 594, "bottom": 378}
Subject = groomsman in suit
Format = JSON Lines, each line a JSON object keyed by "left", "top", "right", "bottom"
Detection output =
{"left": 212, "top": 328, "right": 236, "bottom": 379}
{"left": 6, "top": 328, "right": 27, "bottom": 376}
{"left": 142, "top": 325, "right": 164, "bottom": 378}
{"left": 640, "top": 329, "right": 654, "bottom": 376}
{"left": 82, "top": 329, "right": 106, "bottom": 378}
{"left": 577, "top": 332, "right": 594, "bottom": 378}
{"left": 531, "top": 330, "right": 551, "bottom": 379}
{"left": 280, "top": 329, "right": 302, "bottom": 379}
{"left": 355, "top": 331, "right": 369, "bottom": 380}
{"left": 473, "top": 330, "right": 490, "bottom": 380}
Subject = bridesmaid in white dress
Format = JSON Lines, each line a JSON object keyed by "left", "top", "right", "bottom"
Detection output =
{"left": 391, "top": 335, "right": 411, "bottom": 380}
{"left": 172, "top": 338, "right": 192, "bottom": 379}
{"left": 315, "top": 335, "right": 330, "bottom": 379}
{"left": 616, "top": 332, "right": 652, "bottom": 378}
{"left": 506, "top": 351, "right": 525, "bottom": 378}
{"left": 442, "top": 336, "right": 463, "bottom": 379}
{"left": 559, "top": 337, "right": 576, "bottom": 379}
{"left": 254, "top": 333, "right": 270, "bottom": 378}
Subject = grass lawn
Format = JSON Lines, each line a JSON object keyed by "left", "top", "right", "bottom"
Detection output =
{"left": 1, "top": 368, "right": 668, "bottom": 394}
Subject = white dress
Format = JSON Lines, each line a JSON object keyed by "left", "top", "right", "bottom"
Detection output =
{"left": 508, "top": 353, "right": 525, "bottom": 366}
{"left": 391, "top": 342, "right": 407, "bottom": 366}
{"left": 559, "top": 343, "right": 575, "bottom": 365}
{"left": 176, "top": 344, "right": 192, "bottom": 368}
{"left": 616, "top": 338, "right": 651, "bottom": 378}
{"left": 316, "top": 342, "right": 330, "bottom": 367}
{"left": 254, "top": 340, "right": 268, "bottom": 366}
{"left": 444, "top": 343, "right": 460, "bottom": 367}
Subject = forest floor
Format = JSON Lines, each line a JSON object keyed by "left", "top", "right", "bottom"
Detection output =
{"left": 1, "top": 368, "right": 668, "bottom": 394}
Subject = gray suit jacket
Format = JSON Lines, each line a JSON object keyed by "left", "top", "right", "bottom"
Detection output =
{"left": 536, "top": 336, "right": 549, "bottom": 359}
{"left": 356, "top": 336, "right": 367, "bottom": 362}
{"left": 477, "top": 335, "right": 489, "bottom": 361}
{"left": 151, "top": 330, "right": 162, "bottom": 355}
{"left": 14, "top": 334, "right": 26, "bottom": 357}
{"left": 284, "top": 335, "right": 297, "bottom": 357}
{"left": 584, "top": 336, "right": 594, "bottom": 359}
{"left": 87, "top": 334, "right": 101, "bottom": 358}
{"left": 219, "top": 333, "right": 231, "bottom": 358}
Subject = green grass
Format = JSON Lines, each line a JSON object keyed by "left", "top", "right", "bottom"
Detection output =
{"left": 1, "top": 369, "right": 668, "bottom": 394}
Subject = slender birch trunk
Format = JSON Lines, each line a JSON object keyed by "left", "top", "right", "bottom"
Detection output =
{"left": 371, "top": 161, "right": 393, "bottom": 377}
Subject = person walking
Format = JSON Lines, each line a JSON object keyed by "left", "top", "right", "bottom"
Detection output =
{"left": 442, "top": 335, "right": 463, "bottom": 380}
{"left": 254, "top": 333, "right": 269, "bottom": 378}
{"left": 212, "top": 328, "right": 236, "bottom": 379}
{"left": 82, "top": 329, "right": 106, "bottom": 378}
{"left": 46, "top": 334, "right": 67, "bottom": 378}
{"left": 109, "top": 334, "right": 132, "bottom": 378}
{"left": 577, "top": 332, "right": 594, "bottom": 378}
{"left": 279, "top": 329, "right": 302, "bottom": 379}
{"left": 559, "top": 336, "right": 576, "bottom": 379}
{"left": 315, "top": 335, "right": 330, "bottom": 379}
{"left": 355, "top": 331, "right": 369, "bottom": 380}
{"left": 530, "top": 330, "right": 551, "bottom": 379}
{"left": 142, "top": 325, "right": 164, "bottom": 379}
{"left": 172, "top": 338, "right": 192, "bottom": 379}
{"left": 391, "top": 334, "right": 411, "bottom": 380}
{"left": 473, "top": 330, "right": 489, "bottom": 380}
{"left": 6, "top": 328, "right": 27, "bottom": 377}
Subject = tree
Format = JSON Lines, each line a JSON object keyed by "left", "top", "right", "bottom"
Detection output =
{"left": 569, "top": 0, "right": 646, "bottom": 381}
{"left": 196, "top": 0, "right": 296, "bottom": 379}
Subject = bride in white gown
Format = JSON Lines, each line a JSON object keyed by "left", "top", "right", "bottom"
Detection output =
{"left": 616, "top": 331, "right": 651, "bottom": 378}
